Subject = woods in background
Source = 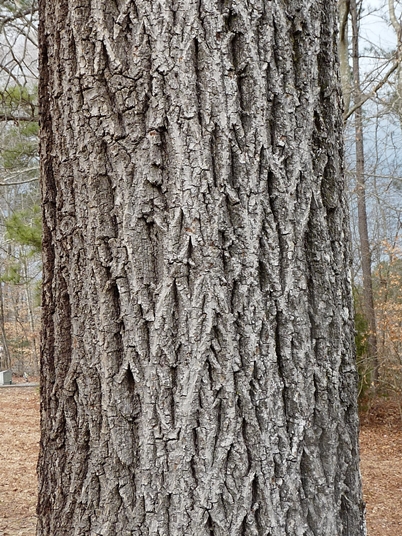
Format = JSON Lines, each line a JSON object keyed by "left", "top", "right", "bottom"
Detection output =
{"left": 339, "top": 0, "right": 402, "bottom": 397}
{"left": 0, "top": 0, "right": 39, "bottom": 374}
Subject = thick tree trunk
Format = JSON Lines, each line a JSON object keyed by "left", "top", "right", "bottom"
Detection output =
{"left": 37, "top": 0, "right": 365, "bottom": 535}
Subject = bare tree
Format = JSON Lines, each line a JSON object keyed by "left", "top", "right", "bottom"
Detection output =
{"left": 338, "top": 0, "right": 402, "bottom": 390}
{"left": 350, "top": 0, "right": 379, "bottom": 383}
{"left": 0, "top": 0, "right": 40, "bottom": 374}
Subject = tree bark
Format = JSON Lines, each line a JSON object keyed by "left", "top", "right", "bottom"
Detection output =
{"left": 37, "top": 0, "right": 365, "bottom": 534}
{"left": 350, "top": 0, "right": 379, "bottom": 384}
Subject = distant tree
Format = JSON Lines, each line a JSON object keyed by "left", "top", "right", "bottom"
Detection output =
{"left": 350, "top": 0, "right": 379, "bottom": 383}
{"left": 5, "top": 202, "right": 41, "bottom": 254}
{"left": 0, "top": 0, "right": 38, "bottom": 107}
{"left": 0, "top": 0, "right": 40, "bottom": 371}
{"left": 373, "top": 243, "right": 402, "bottom": 396}
{"left": 37, "top": 0, "right": 365, "bottom": 534}
{"left": 338, "top": 0, "right": 402, "bottom": 389}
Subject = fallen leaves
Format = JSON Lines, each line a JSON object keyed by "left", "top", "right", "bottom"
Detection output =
{"left": 0, "top": 387, "right": 39, "bottom": 536}
{"left": 360, "top": 398, "right": 402, "bottom": 535}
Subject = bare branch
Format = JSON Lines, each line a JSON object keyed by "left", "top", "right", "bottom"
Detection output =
{"left": 0, "top": 175, "right": 38, "bottom": 187}
{"left": 0, "top": 8, "right": 38, "bottom": 33}
{"left": 0, "top": 113, "right": 38, "bottom": 122}
{"left": 344, "top": 60, "right": 399, "bottom": 121}
{"left": 388, "top": 0, "right": 400, "bottom": 33}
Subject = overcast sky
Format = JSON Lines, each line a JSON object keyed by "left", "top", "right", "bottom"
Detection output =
{"left": 362, "top": 1, "right": 399, "bottom": 52}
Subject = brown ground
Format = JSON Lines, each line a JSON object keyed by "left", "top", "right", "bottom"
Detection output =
{"left": 0, "top": 385, "right": 400, "bottom": 535}
{"left": 360, "top": 398, "right": 402, "bottom": 535}
{"left": 0, "top": 383, "right": 39, "bottom": 536}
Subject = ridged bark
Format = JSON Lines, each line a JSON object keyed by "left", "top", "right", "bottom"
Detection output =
{"left": 37, "top": 0, "right": 365, "bottom": 534}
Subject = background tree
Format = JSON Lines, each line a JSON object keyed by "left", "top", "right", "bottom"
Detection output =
{"left": 0, "top": 0, "right": 40, "bottom": 374}
{"left": 351, "top": 0, "right": 379, "bottom": 383}
{"left": 339, "top": 0, "right": 402, "bottom": 394}
{"left": 37, "top": 0, "right": 365, "bottom": 534}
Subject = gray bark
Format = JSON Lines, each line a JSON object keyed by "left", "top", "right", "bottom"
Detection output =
{"left": 37, "top": 0, "right": 365, "bottom": 535}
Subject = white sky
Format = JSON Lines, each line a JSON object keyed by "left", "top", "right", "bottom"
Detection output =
{"left": 361, "top": 1, "right": 399, "bottom": 52}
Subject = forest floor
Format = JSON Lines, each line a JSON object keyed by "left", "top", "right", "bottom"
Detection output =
{"left": 0, "top": 381, "right": 39, "bottom": 536}
{"left": 0, "top": 384, "right": 401, "bottom": 535}
{"left": 359, "top": 397, "right": 402, "bottom": 535}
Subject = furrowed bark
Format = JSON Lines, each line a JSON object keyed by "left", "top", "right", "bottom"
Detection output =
{"left": 37, "top": 0, "right": 365, "bottom": 534}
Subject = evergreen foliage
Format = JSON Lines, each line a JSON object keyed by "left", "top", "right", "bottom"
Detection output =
{"left": 5, "top": 203, "right": 41, "bottom": 253}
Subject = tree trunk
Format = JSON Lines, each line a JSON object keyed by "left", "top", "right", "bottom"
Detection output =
{"left": 0, "top": 280, "right": 11, "bottom": 370}
{"left": 350, "top": 0, "right": 379, "bottom": 384}
{"left": 338, "top": 0, "right": 351, "bottom": 113}
{"left": 37, "top": 0, "right": 365, "bottom": 534}
{"left": 388, "top": 0, "right": 402, "bottom": 113}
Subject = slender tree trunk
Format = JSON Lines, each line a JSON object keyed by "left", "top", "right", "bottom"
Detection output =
{"left": 350, "top": 0, "right": 379, "bottom": 384}
{"left": 338, "top": 0, "right": 351, "bottom": 113}
{"left": 37, "top": 0, "right": 365, "bottom": 534}
{"left": 388, "top": 0, "right": 402, "bottom": 111}
{"left": 0, "top": 280, "right": 11, "bottom": 370}
{"left": 23, "top": 257, "right": 39, "bottom": 369}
